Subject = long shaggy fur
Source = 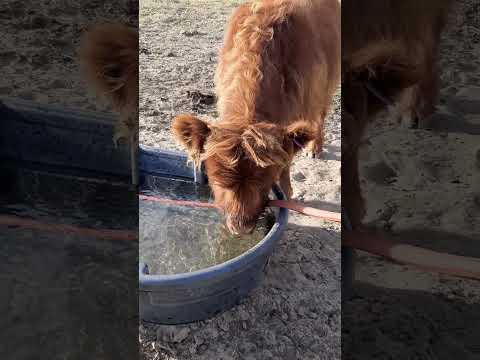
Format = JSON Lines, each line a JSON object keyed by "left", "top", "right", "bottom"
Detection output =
{"left": 216, "top": 0, "right": 340, "bottom": 132}
{"left": 173, "top": 0, "right": 340, "bottom": 233}
{"left": 202, "top": 122, "right": 290, "bottom": 169}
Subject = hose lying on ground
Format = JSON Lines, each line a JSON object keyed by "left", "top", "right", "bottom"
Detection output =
{"left": 343, "top": 229, "right": 480, "bottom": 281}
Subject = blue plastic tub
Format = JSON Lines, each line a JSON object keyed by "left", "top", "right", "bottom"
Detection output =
{"left": 1, "top": 98, "right": 290, "bottom": 325}
{"left": 139, "top": 145, "right": 289, "bottom": 324}
{"left": 0, "top": 97, "right": 132, "bottom": 181}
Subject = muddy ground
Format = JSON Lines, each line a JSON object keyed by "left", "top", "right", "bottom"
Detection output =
{"left": 343, "top": 0, "right": 480, "bottom": 359}
{"left": 139, "top": 1, "right": 341, "bottom": 359}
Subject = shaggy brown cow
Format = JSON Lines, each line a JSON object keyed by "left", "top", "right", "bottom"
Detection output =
{"left": 79, "top": 23, "right": 139, "bottom": 185}
{"left": 173, "top": 0, "right": 341, "bottom": 234}
{"left": 342, "top": 0, "right": 453, "bottom": 227}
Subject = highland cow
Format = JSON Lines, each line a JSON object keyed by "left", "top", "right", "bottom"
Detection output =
{"left": 173, "top": 0, "right": 341, "bottom": 234}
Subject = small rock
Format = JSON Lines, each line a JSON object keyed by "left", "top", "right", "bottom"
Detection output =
{"left": 197, "top": 343, "right": 208, "bottom": 354}
{"left": 156, "top": 325, "right": 190, "bottom": 343}
{"left": 293, "top": 172, "right": 306, "bottom": 182}
{"left": 187, "top": 90, "right": 215, "bottom": 106}
{"left": 183, "top": 30, "right": 205, "bottom": 37}
{"left": 147, "top": 110, "right": 160, "bottom": 117}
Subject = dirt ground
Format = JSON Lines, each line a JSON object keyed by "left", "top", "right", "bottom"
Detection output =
{"left": 139, "top": 1, "right": 341, "bottom": 359}
{"left": 343, "top": 0, "right": 480, "bottom": 358}
{"left": 0, "top": 0, "right": 136, "bottom": 111}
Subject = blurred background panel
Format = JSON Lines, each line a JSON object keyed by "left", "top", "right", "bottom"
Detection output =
{"left": 0, "top": 1, "right": 139, "bottom": 359}
{"left": 342, "top": 1, "right": 480, "bottom": 359}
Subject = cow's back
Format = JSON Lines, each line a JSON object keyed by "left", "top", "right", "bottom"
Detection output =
{"left": 216, "top": 0, "right": 340, "bottom": 127}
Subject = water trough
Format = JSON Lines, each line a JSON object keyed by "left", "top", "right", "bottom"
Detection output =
{"left": 139, "top": 146, "right": 289, "bottom": 324}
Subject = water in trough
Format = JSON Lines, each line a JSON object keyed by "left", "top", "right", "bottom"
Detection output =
{"left": 140, "top": 175, "right": 276, "bottom": 275}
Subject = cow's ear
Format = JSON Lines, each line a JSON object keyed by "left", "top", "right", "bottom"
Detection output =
{"left": 172, "top": 114, "right": 211, "bottom": 165}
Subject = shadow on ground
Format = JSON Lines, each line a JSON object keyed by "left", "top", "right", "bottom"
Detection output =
{"left": 343, "top": 282, "right": 480, "bottom": 360}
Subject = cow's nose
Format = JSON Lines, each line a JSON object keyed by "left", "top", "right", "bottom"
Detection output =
{"left": 226, "top": 217, "right": 255, "bottom": 235}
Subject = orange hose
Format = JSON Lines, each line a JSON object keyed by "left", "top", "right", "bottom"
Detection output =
{"left": 269, "top": 200, "right": 341, "bottom": 223}
{"left": 139, "top": 195, "right": 342, "bottom": 222}
{"left": 344, "top": 230, "right": 480, "bottom": 281}
{"left": 0, "top": 197, "right": 339, "bottom": 242}
{"left": 139, "top": 194, "right": 218, "bottom": 209}
{"left": 0, "top": 215, "right": 137, "bottom": 241}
